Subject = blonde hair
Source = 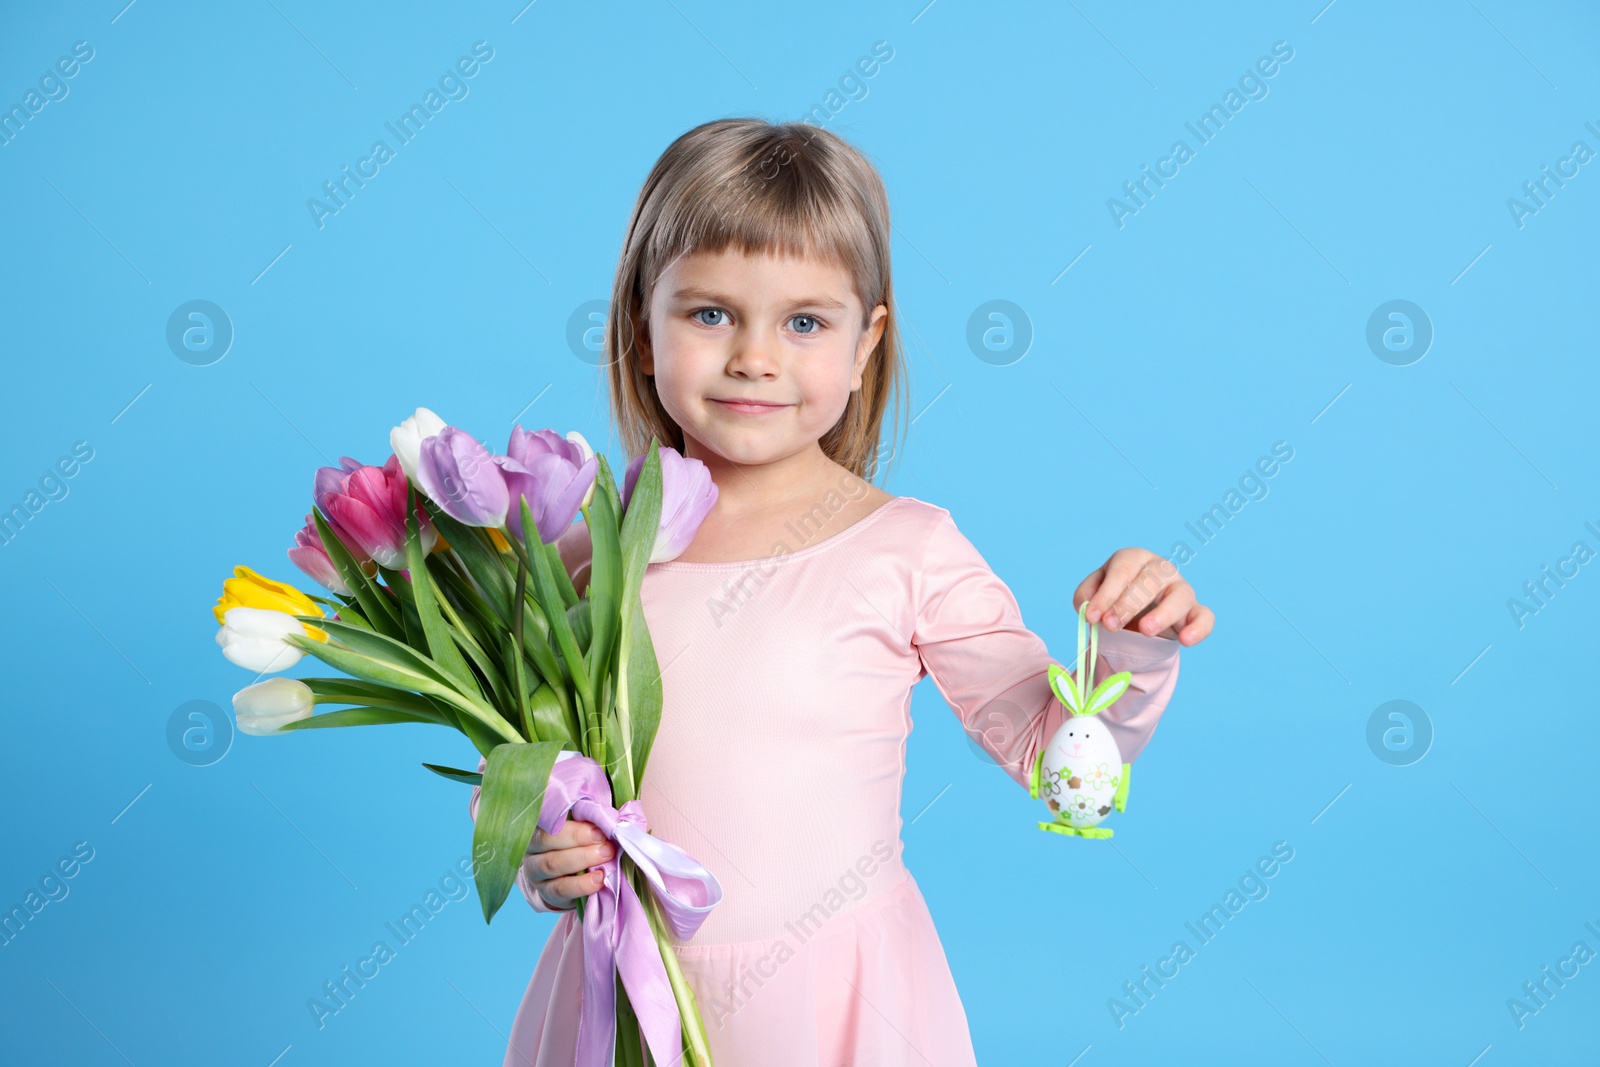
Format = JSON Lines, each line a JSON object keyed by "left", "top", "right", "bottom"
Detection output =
{"left": 604, "top": 117, "right": 907, "bottom": 485}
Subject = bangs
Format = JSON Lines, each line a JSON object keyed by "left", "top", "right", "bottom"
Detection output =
{"left": 637, "top": 128, "right": 883, "bottom": 321}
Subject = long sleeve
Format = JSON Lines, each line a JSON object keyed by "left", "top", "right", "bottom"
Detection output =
{"left": 910, "top": 509, "right": 1181, "bottom": 792}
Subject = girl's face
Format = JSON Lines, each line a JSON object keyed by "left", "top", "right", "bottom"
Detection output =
{"left": 640, "top": 247, "right": 886, "bottom": 477}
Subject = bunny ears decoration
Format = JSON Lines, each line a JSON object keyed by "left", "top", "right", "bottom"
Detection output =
{"left": 1047, "top": 601, "right": 1133, "bottom": 717}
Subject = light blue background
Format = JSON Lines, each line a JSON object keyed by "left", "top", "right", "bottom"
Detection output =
{"left": 2, "top": 1, "right": 1596, "bottom": 1064}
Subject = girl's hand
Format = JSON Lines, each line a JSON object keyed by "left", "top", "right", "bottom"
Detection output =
{"left": 523, "top": 818, "right": 614, "bottom": 911}
{"left": 1074, "top": 548, "right": 1214, "bottom": 647}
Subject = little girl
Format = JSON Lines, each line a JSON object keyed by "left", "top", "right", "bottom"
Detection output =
{"left": 474, "top": 118, "right": 1213, "bottom": 1065}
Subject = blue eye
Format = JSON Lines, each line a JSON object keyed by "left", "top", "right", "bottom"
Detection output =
{"left": 790, "top": 314, "right": 822, "bottom": 334}
{"left": 693, "top": 308, "right": 729, "bottom": 326}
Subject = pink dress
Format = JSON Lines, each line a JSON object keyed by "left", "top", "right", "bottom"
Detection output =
{"left": 470, "top": 495, "right": 1181, "bottom": 1065}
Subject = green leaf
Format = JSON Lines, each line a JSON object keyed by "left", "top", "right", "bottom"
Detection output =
{"left": 327, "top": 604, "right": 374, "bottom": 631}
{"left": 283, "top": 632, "right": 519, "bottom": 749}
{"left": 294, "top": 616, "right": 459, "bottom": 691}
{"left": 305, "top": 592, "right": 353, "bottom": 614}
{"left": 516, "top": 593, "right": 565, "bottom": 696}
{"left": 565, "top": 598, "right": 593, "bottom": 655}
{"left": 617, "top": 440, "right": 663, "bottom": 606}
{"left": 473, "top": 740, "right": 564, "bottom": 923}
{"left": 598, "top": 452, "right": 624, "bottom": 531}
{"left": 470, "top": 531, "right": 566, "bottom": 697}
{"left": 451, "top": 620, "right": 515, "bottom": 723}
{"left": 430, "top": 555, "right": 502, "bottom": 646}
{"left": 305, "top": 592, "right": 373, "bottom": 632}
{"left": 523, "top": 498, "right": 594, "bottom": 715}
{"left": 544, "top": 537, "right": 579, "bottom": 610}
{"left": 583, "top": 460, "right": 623, "bottom": 704}
{"left": 378, "top": 565, "right": 415, "bottom": 605}
{"left": 427, "top": 560, "right": 515, "bottom": 706}
{"left": 314, "top": 509, "right": 403, "bottom": 639}
{"left": 422, "top": 762, "right": 482, "bottom": 786}
{"left": 428, "top": 510, "right": 516, "bottom": 624}
{"left": 601, "top": 680, "right": 630, "bottom": 802}
{"left": 526, "top": 681, "right": 577, "bottom": 749}
{"left": 621, "top": 592, "right": 663, "bottom": 792}
{"left": 509, "top": 561, "right": 533, "bottom": 741}
{"left": 398, "top": 595, "right": 426, "bottom": 650}
{"left": 286, "top": 632, "right": 446, "bottom": 694}
{"left": 404, "top": 486, "right": 480, "bottom": 695}
{"left": 302, "top": 677, "right": 449, "bottom": 716}
{"left": 280, "top": 706, "right": 448, "bottom": 730}
{"left": 455, "top": 710, "right": 508, "bottom": 759}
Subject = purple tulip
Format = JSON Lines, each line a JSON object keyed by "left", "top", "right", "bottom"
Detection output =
{"left": 287, "top": 513, "right": 352, "bottom": 595}
{"left": 501, "top": 426, "right": 600, "bottom": 545}
{"left": 415, "top": 427, "right": 511, "bottom": 528}
{"left": 622, "top": 445, "right": 718, "bottom": 563}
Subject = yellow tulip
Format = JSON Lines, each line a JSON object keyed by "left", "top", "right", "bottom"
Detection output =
{"left": 213, "top": 566, "right": 328, "bottom": 640}
{"left": 487, "top": 529, "right": 510, "bottom": 553}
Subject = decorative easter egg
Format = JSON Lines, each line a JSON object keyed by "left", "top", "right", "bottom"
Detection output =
{"left": 1028, "top": 605, "right": 1137, "bottom": 840}
{"left": 1038, "top": 712, "right": 1123, "bottom": 830}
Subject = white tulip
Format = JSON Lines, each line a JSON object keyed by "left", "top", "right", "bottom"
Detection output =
{"left": 390, "top": 406, "right": 448, "bottom": 484}
{"left": 566, "top": 430, "right": 597, "bottom": 510}
{"left": 232, "top": 677, "right": 315, "bottom": 736}
{"left": 216, "top": 606, "right": 306, "bottom": 673}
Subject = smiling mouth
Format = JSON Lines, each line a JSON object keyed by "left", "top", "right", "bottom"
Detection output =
{"left": 711, "top": 399, "right": 790, "bottom": 414}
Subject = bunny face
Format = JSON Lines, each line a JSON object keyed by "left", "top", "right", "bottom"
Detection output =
{"left": 1040, "top": 713, "right": 1123, "bottom": 828}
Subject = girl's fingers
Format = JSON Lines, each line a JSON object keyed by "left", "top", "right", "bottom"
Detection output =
{"left": 1104, "top": 556, "right": 1180, "bottom": 630}
{"left": 530, "top": 818, "right": 602, "bottom": 854}
{"left": 1175, "top": 603, "right": 1216, "bottom": 646}
{"left": 540, "top": 868, "right": 607, "bottom": 909}
{"left": 1082, "top": 552, "right": 1148, "bottom": 624}
{"left": 1072, "top": 565, "right": 1107, "bottom": 615}
{"left": 525, "top": 817, "right": 616, "bottom": 908}
{"left": 527, "top": 839, "right": 615, "bottom": 881}
{"left": 1125, "top": 581, "right": 1194, "bottom": 637}
{"left": 1073, "top": 548, "right": 1203, "bottom": 639}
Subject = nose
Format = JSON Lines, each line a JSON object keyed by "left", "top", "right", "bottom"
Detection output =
{"left": 726, "top": 326, "right": 780, "bottom": 379}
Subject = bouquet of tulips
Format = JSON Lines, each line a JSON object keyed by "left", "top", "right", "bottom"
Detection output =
{"left": 212, "top": 408, "right": 725, "bottom": 1067}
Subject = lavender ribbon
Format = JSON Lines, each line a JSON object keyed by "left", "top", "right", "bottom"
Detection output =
{"left": 538, "top": 751, "right": 723, "bottom": 1067}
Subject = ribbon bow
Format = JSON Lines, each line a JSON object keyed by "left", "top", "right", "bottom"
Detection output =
{"left": 538, "top": 751, "right": 724, "bottom": 1067}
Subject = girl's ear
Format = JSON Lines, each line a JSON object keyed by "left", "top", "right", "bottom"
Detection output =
{"left": 851, "top": 304, "right": 887, "bottom": 389}
{"left": 636, "top": 305, "right": 654, "bottom": 375}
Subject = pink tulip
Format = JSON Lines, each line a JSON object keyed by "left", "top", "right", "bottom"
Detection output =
{"left": 313, "top": 457, "right": 363, "bottom": 520}
{"left": 622, "top": 446, "right": 718, "bottom": 563}
{"left": 287, "top": 513, "right": 352, "bottom": 595}
{"left": 314, "top": 454, "right": 436, "bottom": 570}
{"left": 501, "top": 426, "right": 599, "bottom": 545}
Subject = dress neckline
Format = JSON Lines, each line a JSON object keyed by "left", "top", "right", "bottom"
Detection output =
{"left": 650, "top": 495, "right": 912, "bottom": 572}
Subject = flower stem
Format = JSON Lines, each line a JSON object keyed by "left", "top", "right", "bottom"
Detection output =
{"left": 638, "top": 867, "right": 715, "bottom": 1066}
